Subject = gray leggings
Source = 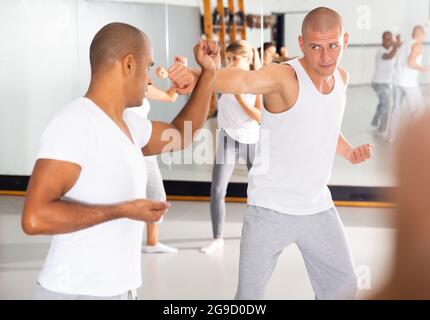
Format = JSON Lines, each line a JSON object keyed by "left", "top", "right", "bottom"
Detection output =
{"left": 210, "top": 130, "right": 256, "bottom": 239}
{"left": 235, "top": 205, "right": 358, "bottom": 300}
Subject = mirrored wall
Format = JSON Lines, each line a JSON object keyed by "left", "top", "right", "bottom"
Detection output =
{"left": 1, "top": 0, "right": 430, "bottom": 191}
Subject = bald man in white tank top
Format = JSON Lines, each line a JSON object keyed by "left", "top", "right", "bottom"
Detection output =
{"left": 169, "top": 7, "right": 372, "bottom": 300}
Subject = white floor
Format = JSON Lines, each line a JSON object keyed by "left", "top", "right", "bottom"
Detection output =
{"left": 0, "top": 196, "right": 397, "bottom": 300}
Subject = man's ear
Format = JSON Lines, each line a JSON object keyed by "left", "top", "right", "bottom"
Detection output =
{"left": 343, "top": 32, "right": 350, "bottom": 50}
{"left": 298, "top": 35, "right": 305, "bottom": 53}
{"left": 122, "top": 54, "right": 135, "bottom": 75}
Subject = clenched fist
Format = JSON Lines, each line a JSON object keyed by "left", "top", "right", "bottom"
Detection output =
{"left": 346, "top": 144, "right": 372, "bottom": 164}
{"left": 193, "top": 40, "right": 221, "bottom": 72}
{"left": 168, "top": 40, "right": 220, "bottom": 95}
{"left": 123, "top": 199, "right": 171, "bottom": 223}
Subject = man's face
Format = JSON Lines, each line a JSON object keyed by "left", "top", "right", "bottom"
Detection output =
{"left": 299, "top": 26, "right": 348, "bottom": 77}
{"left": 383, "top": 33, "right": 393, "bottom": 49}
{"left": 126, "top": 46, "right": 153, "bottom": 108}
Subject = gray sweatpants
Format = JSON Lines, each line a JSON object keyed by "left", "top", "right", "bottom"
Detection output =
{"left": 35, "top": 284, "right": 138, "bottom": 300}
{"left": 210, "top": 129, "right": 256, "bottom": 239}
{"left": 235, "top": 205, "right": 358, "bottom": 300}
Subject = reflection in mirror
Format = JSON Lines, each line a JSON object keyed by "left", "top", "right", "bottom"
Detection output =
{"left": 157, "top": 0, "right": 430, "bottom": 191}
{"left": 1, "top": 0, "right": 430, "bottom": 192}
{"left": 159, "top": 0, "right": 269, "bottom": 184}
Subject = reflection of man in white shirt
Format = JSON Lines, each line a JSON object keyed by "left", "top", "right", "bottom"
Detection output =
{"left": 388, "top": 25, "right": 430, "bottom": 142}
{"left": 371, "top": 31, "right": 400, "bottom": 135}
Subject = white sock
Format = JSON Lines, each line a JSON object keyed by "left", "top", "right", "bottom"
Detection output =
{"left": 200, "top": 239, "right": 224, "bottom": 254}
{"left": 143, "top": 242, "right": 178, "bottom": 254}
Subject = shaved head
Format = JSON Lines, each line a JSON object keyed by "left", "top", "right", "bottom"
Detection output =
{"left": 302, "top": 7, "right": 344, "bottom": 38}
{"left": 89, "top": 22, "right": 150, "bottom": 74}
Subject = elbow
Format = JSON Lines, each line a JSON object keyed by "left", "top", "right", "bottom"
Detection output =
{"left": 22, "top": 206, "right": 43, "bottom": 235}
{"left": 254, "top": 110, "right": 262, "bottom": 124}
{"left": 165, "top": 94, "right": 178, "bottom": 103}
{"left": 22, "top": 219, "right": 40, "bottom": 236}
{"left": 169, "top": 94, "right": 178, "bottom": 102}
{"left": 251, "top": 113, "right": 261, "bottom": 123}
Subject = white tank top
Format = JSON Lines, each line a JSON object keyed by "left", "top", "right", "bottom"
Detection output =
{"left": 217, "top": 93, "right": 260, "bottom": 144}
{"left": 394, "top": 40, "right": 422, "bottom": 87}
{"left": 247, "top": 58, "right": 347, "bottom": 215}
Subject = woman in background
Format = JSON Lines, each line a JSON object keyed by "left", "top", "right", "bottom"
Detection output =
{"left": 201, "top": 41, "right": 262, "bottom": 254}
{"left": 258, "top": 42, "right": 277, "bottom": 65}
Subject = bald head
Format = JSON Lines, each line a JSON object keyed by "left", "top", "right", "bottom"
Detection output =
{"left": 302, "top": 7, "right": 344, "bottom": 38}
{"left": 89, "top": 22, "right": 150, "bottom": 74}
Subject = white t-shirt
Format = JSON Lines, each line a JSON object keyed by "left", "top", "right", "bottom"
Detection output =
{"left": 37, "top": 97, "right": 152, "bottom": 297}
{"left": 132, "top": 99, "right": 151, "bottom": 119}
{"left": 217, "top": 93, "right": 260, "bottom": 144}
{"left": 372, "top": 47, "right": 395, "bottom": 84}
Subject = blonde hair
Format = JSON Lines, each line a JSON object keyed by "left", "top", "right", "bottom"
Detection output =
{"left": 226, "top": 40, "right": 261, "bottom": 70}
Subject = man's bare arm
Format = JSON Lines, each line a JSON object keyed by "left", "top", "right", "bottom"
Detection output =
{"left": 22, "top": 159, "right": 169, "bottom": 235}
{"left": 169, "top": 62, "right": 284, "bottom": 96}
{"left": 214, "top": 64, "right": 283, "bottom": 95}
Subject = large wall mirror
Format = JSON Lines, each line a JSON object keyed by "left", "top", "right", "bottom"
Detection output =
{"left": 1, "top": 0, "right": 430, "bottom": 200}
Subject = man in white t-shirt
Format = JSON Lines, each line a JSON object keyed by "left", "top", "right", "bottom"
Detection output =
{"left": 371, "top": 31, "right": 401, "bottom": 135}
{"left": 21, "top": 22, "right": 220, "bottom": 300}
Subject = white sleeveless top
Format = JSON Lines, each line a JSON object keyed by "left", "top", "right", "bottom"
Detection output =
{"left": 217, "top": 93, "right": 260, "bottom": 144}
{"left": 394, "top": 40, "right": 422, "bottom": 87}
{"left": 247, "top": 58, "right": 347, "bottom": 215}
